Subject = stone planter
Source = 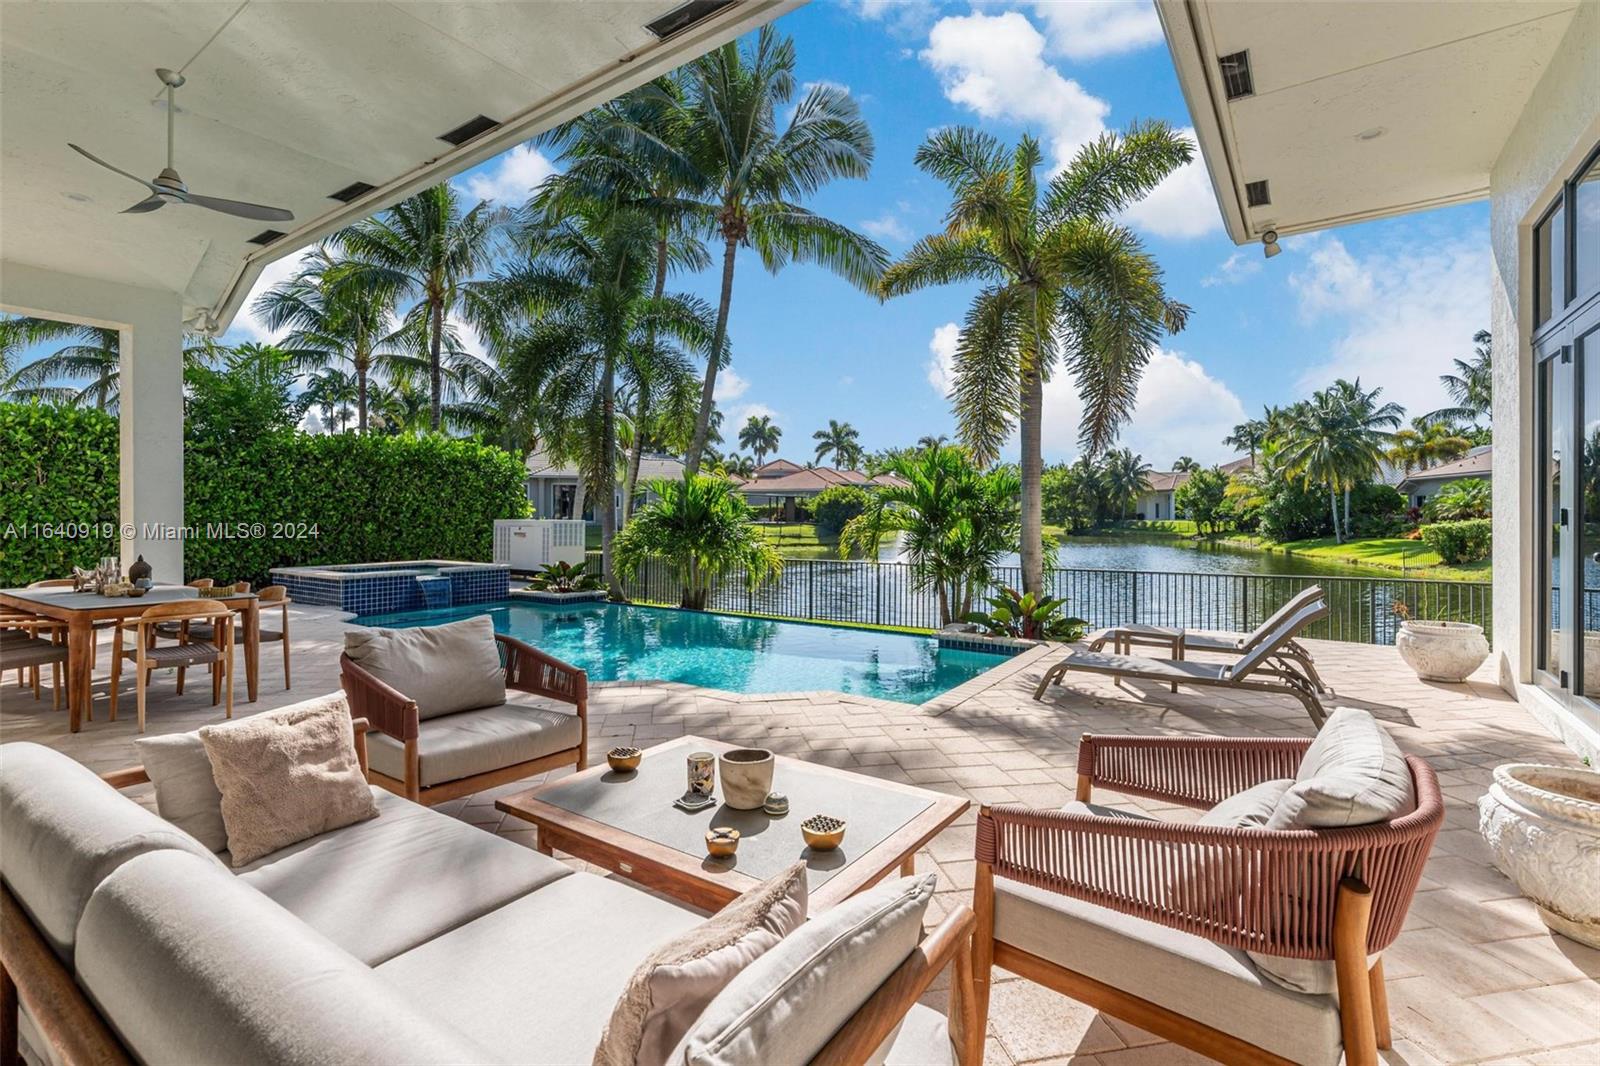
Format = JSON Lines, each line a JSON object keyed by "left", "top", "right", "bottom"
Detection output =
{"left": 511, "top": 588, "right": 608, "bottom": 605}
{"left": 1479, "top": 763, "right": 1600, "bottom": 948}
{"left": 1395, "top": 620, "right": 1489, "bottom": 682}
{"left": 719, "top": 748, "right": 774, "bottom": 810}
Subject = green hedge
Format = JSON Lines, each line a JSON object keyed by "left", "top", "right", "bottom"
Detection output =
{"left": 0, "top": 402, "right": 530, "bottom": 588}
{"left": 1420, "top": 518, "right": 1492, "bottom": 565}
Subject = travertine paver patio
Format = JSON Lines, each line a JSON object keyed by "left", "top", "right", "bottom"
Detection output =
{"left": 3, "top": 603, "right": 1596, "bottom": 1065}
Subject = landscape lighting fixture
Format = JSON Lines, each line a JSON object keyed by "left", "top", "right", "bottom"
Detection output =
{"left": 1262, "top": 230, "right": 1281, "bottom": 258}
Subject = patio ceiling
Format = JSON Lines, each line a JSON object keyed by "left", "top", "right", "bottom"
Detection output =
{"left": 0, "top": 0, "right": 797, "bottom": 330}
{"left": 1156, "top": 0, "right": 1581, "bottom": 244}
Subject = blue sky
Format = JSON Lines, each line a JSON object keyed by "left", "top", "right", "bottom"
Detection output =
{"left": 222, "top": 0, "right": 1490, "bottom": 467}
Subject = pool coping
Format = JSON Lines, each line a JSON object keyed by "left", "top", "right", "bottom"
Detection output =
{"left": 271, "top": 559, "right": 510, "bottom": 581}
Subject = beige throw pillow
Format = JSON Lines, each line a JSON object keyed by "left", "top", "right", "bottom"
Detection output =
{"left": 1266, "top": 706, "right": 1414, "bottom": 830}
{"left": 135, "top": 730, "right": 228, "bottom": 851}
{"left": 343, "top": 615, "right": 505, "bottom": 720}
{"left": 200, "top": 693, "right": 378, "bottom": 867}
{"left": 594, "top": 862, "right": 808, "bottom": 1066}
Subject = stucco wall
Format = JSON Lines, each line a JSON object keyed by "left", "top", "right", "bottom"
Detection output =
{"left": 1487, "top": 0, "right": 1600, "bottom": 757}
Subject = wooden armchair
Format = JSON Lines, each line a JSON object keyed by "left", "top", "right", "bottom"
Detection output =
{"left": 340, "top": 633, "right": 588, "bottom": 805}
{"left": 974, "top": 733, "right": 1442, "bottom": 1066}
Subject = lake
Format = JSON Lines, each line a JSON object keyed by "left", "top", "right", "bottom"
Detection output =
{"left": 1026, "top": 534, "right": 1415, "bottom": 579}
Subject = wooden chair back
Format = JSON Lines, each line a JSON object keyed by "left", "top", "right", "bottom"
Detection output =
{"left": 186, "top": 579, "right": 214, "bottom": 589}
{"left": 257, "top": 585, "right": 287, "bottom": 603}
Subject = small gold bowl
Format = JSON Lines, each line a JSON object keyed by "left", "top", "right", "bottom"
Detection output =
{"left": 800, "top": 815, "right": 846, "bottom": 851}
{"left": 705, "top": 827, "right": 740, "bottom": 858}
{"left": 606, "top": 746, "right": 642, "bottom": 773}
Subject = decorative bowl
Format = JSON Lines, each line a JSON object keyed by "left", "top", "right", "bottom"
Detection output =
{"left": 705, "top": 827, "right": 741, "bottom": 858}
{"left": 125, "top": 586, "right": 148, "bottom": 598}
{"left": 719, "top": 748, "right": 775, "bottom": 810}
{"left": 800, "top": 815, "right": 846, "bottom": 851}
{"left": 763, "top": 791, "right": 790, "bottom": 817}
{"left": 198, "top": 586, "right": 234, "bottom": 599}
{"left": 606, "top": 746, "right": 642, "bottom": 773}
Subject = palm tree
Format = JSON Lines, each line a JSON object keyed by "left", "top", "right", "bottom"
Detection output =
{"left": 738, "top": 414, "right": 782, "bottom": 466}
{"left": 331, "top": 184, "right": 498, "bottom": 431}
{"left": 1222, "top": 416, "right": 1268, "bottom": 463}
{"left": 2, "top": 320, "right": 120, "bottom": 408}
{"left": 718, "top": 452, "right": 755, "bottom": 479}
{"left": 1387, "top": 418, "right": 1472, "bottom": 474}
{"left": 916, "top": 434, "right": 948, "bottom": 450}
{"left": 813, "top": 420, "right": 863, "bottom": 468}
{"left": 880, "top": 123, "right": 1192, "bottom": 595}
{"left": 1172, "top": 455, "right": 1201, "bottom": 474}
{"left": 613, "top": 473, "right": 781, "bottom": 609}
{"left": 301, "top": 366, "right": 359, "bottom": 433}
{"left": 1427, "top": 329, "right": 1493, "bottom": 427}
{"left": 676, "top": 27, "right": 888, "bottom": 473}
{"left": 1277, "top": 383, "right": 1396, "bottom": 543}
{"left": 1102, "top": 448, "right": 1154, "bottom": 518}
{"left": 1329, "top": 377, "right": 1403, "bottom": 531}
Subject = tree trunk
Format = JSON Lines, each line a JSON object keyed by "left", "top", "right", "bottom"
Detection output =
{"left": 687, "top": 234, "right": 738, "bottom": 476}
{"left": 937, "top": 582, "right": 951, "bottom": 627}
{"left": 599, "top": 349, "right": 622, "bottom": 601}
{"left": 623, "top": 235, "right": 671, "bottom": 524}
{"left": 1343, "top": 486, "right": 1351, "bottom": 536}
{"left": 1019, "top": 359, "right": 1046, "bottom": 597}
{"left": 428, "top": 296, "right": 444, "bottom": 432}
{"left": 356, "top": 362, "right": 368, "bottom": 434}
{"left": 1329, "top": 484, "right": 1342, "bottom": 543}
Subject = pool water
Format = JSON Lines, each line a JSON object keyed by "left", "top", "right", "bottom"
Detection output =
{"left": 351, "top": 600, "right": 1005, "bottom": 704}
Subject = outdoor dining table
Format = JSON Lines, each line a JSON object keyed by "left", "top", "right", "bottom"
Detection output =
{"left": 0, "top": 583, "right": 259, "bottom": 733}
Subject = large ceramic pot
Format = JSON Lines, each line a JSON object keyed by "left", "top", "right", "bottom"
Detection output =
{"left": 1479, "top": 763, "right": 1600, "bottom": 948}
{"left": 1395, "top": 620, "right": 1490, "bottom": 682}
{"left": 719, "top": 749, "right": 775, "bottom": 810}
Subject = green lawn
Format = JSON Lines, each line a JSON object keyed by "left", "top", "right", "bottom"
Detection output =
{"left": 1229, "top": 534, "right": 1491, "bottom": 581}
{"left": 754, "top": 522, "right": 887, "bottom": 559}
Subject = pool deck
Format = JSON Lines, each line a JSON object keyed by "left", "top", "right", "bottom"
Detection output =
{"left": 4, "top": 602, "right": 1595, "bottom": 1065}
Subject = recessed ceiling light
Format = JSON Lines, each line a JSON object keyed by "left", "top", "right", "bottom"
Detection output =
{"left": 1356, "top": 127, "right": 1387, "bottom": 141}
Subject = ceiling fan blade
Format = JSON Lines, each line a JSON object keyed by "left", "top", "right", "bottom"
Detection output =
{"left": 121, "top": 196, "right": 166, "bottom": 214}
{"left": 185, "top": 192, "right": 294, "bottom": 222}
{"left": 68, "top": 143, "right": 158, "bottom": 191}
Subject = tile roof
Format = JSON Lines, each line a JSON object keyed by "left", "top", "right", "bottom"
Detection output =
{"left": 1397, "top": 445, "right": 1492, "bottom": 488}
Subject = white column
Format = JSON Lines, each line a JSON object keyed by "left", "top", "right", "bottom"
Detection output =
{"left": 117, "top": 302, "right": 185, "bottom": 582}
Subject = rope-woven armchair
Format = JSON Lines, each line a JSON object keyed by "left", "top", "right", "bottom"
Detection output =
{"left": 340, "top": 633, "right": 588, "bottom": 805}
{"left": 974, "top": 733, "right": 1442, "bottom": 1066}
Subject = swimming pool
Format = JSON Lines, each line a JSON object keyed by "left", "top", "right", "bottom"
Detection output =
{"left": 352, "top": 600, "right": 1007, "bottom": 704}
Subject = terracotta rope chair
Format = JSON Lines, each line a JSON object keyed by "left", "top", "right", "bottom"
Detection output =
{"left": 973, "top": 733, "right": 1443, "bottom": 1066}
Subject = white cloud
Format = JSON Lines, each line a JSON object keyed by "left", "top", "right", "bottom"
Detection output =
{"left": 457, "top": 144, "right": 557, "bottom": 207}
{"left": 927, "top": 322, "right": 959, "bottom": 396}
{"left": 714, "top": 367, "right": 750, "bottom": 402}
{"left": 1290, "top": 235, "right": 1490, "bottom": 416}
{"left": 1201, "top": 250, "right": 1262, "bottom": 287}
{"left": 861, "top": 210, "right": 912, "bottom": 243}
{"left": 921, "top": 11, "right": 1110, "bottom": 170}
{"left": 845, "top": 0, "right": 939, "bottom": 36}
{"left": 839, "top": 375, "right": 856, "bottom": 387}
{"left": 1119, "top": 133, "right": 1221, "bottom": 239}
{"left": 1037, "top": 348, "right": 1246, "bottom": 465}
{"left": 726, "top": 402, "right": 780, "bottom": 435}
{"left": 1031, "top": 1, "right": 1164, "bottom": 61}
{"left": 224, "top": 248, "right": 320, "bottom": 346}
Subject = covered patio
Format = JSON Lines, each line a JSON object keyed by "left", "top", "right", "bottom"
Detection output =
{"left": 5, "top": 607, "right": 1593, "bottom": 1065}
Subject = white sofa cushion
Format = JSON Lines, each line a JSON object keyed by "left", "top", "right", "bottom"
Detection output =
{"left": 992, "top": 877, "right": 1343, "bottom": 1066}
{"left": 678, "top": 873, "right": 937, "bottom": 1066}
{"left": 237, "top": 788, "right": 572, "bottom": 965}
{"left": 377, "top": 873, "right": 702, "bottom": 1065}
{"left": 344, "top": 615, "right": 505, "bottom": 720}
{"left": 76, "top": 850, "right": 493, "bottom": 1065}
{"left": 365, "top": 693, "right": 581, "bottom": 787}
{"left": 0, "top": 742, "right": 219, "bottom": 961}
{"left": 134, "top": 730, "right": 228, "bottom": 851}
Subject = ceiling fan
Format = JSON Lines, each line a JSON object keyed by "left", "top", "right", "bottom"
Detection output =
{"left": 68, "top": 68, "right": 293, "bottom": 223}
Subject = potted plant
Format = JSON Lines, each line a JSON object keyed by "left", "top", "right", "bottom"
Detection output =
{"left": 963, "top": 588, "right": 1088, "bottom": 643}
{"left": 1391, "top": 599, "right": 1490, "bottom": 682}
{"left": 1479, "top": 762, "right": 1600, "bottom": 947}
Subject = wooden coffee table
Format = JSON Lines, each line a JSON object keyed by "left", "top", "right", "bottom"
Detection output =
{"left": 496, "top": 735, "right": 968, "bottom": 911}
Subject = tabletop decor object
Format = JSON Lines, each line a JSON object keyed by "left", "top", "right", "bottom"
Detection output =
{"left": 674, "top": 790, "right": 718, "bottom": 813}
{"left": 125, "top": 585, "right": 148, "bottom": 598}
{"left": 128, "top": 555, "right": 153, "bottom": 585}
{"left": 719, "top": 748, "right": 774, "bottom": 810}
{"left": 1479, "top": 763, "right": 1600, "bottom": 947}
{"left": 687, "top": 750, "right": 716, "bottom": 797}
{"left": 607, "top": 746, "right": 643, "bottom": 773}
{"left": 763, "top": 792, "right": 789, "bottom": 817}
{"left": 704, "top": 827, "right": 741, "bottom": 858}
{"left": 800, "top": 815, "right": 846, "bottom": 852}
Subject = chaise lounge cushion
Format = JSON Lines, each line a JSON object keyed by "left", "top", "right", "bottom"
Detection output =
{"left": 344, "top": 615, "right": 506, "bottom": 719}
{"left": 0, "top": 742, "right": 220, "bottom": 961}
{"left": 236, "top": 788, "right": 572, "bottom": 965}
{"left": 377, "top": 873, "right": 703, "bottom": 1065}
{"left": 992, "top": 877, "right": 1343, "bottom": 1066}
{"left": 76, "top": 850, "right": 493, "bottom": 1065}
{"left": 365, "top": 692, "right": 582, "bottom": 788}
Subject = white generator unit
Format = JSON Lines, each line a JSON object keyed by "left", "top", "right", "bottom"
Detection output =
{"left": 493, "top": 520, "right": 588, "bottom": 573}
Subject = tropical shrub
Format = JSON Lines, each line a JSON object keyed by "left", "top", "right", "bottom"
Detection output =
{"left": 1423, "top": 479, "right": 1491, "bottom": 522}
{"left": 0, "top": 402, "right": 120, "bottom": 585}
{"left": 1420, "top": 519, "right": 1492, "bottom": 564}
{"left": 1349, "top": 482, "right": 1409, "bottom": 537}
{"left": 1173, "top": 467, "right": 1230, "bottom": 535}
{"left": 811, "top": 485, "right": 871, "bottom": 537}
{"left": 964, "top": 587, "right": 1087, "bottom": 642}
{"left": 528, "top": 560, "right": 600, "bottom": 592}
{"left": 1255, "top": 478, "right": 1330, "bottom": 542}
{"left": 613, "top": 473, "right": 782, "bottom": 610}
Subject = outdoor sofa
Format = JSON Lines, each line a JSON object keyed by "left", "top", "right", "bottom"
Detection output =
{"left": 0, "top": 715, "right": 977, "bottom": 1066}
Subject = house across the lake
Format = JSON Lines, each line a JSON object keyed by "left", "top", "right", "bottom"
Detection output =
{"left": 1395, "top": 446, "right": 1493, "bottom": 509}
{"left": 738, "top": 460, "right": 906, "bottom": 521}
{"left": 525, "top": 449, "right": 684, "bottom": 520}
{"left": 1135, "top": 456, "right": 1254, "bottom": 521}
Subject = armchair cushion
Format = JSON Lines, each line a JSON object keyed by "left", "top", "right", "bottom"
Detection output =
{"left": 1268, "top": 706, "right": 1413, "bottom": 829}
{"left": 343, "top": 615, "right": 505, "bottom": 721}
{"left": 678, "top": 873, "right": 937, "bottom": 1066}
{"left": 365, "top": 694, "right": 582, "bottom": 788}
{"left": 1199, "top": 779, "right": 1294, "bottom": 828}
{"left": 992, "top": 877, "right": 1342, "bottom": 1066}
{"left": 135, "top": 730, "right": 228, "bottom": 851}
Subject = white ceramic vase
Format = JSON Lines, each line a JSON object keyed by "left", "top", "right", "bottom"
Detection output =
{"left": 719, "top": 749, "right": 775, "bottom": 810}
{"left": 1479, "top": 763, "right": 1600, "bottom": 948}
{"left": 1395, "top": 620, "right": 1490, "bottom": 682}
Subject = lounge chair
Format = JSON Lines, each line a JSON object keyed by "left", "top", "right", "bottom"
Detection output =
{"left": 1033, "top": 599, "right": 1331, "bottom": 726}
{"left": 1084, "top": 584, "right": 1329, "bottom": 693}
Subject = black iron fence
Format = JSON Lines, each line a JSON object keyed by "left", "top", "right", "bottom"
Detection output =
{"left": 586, "top": 552, "right": 1493, "bottom": 646}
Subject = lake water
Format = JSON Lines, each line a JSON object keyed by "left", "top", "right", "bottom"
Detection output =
{"left": 1026, "top": 535, "right": 1413, "bottom": 579}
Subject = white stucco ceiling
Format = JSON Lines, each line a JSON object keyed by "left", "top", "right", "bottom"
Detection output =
{"left": 1157, "top": 0, "right": 1581, "bottom": 244}
{"left": 0, "top": 0, "right": 796, "bottom": 329}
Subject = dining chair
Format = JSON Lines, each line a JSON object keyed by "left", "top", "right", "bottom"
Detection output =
{"left": 23, "top": 578, "right": 107, "bottom": 720}
{"left": 0, "top": 616, "right": 67, "bottom": 709}
{"left": 108, "top": 600, "right": 234, "bottom": 732}
{"left": 160, "top": 581, "right": 245, "bottom": 692}
{"left": 256, "top": 584, "right": 292, "bottom": 689}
